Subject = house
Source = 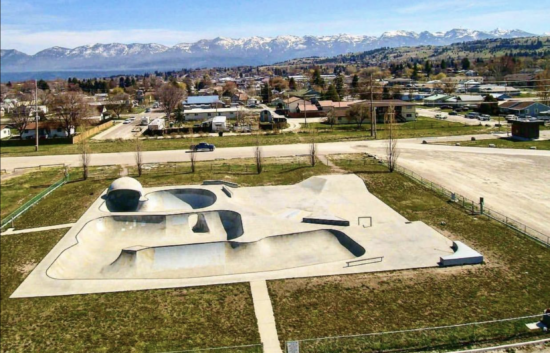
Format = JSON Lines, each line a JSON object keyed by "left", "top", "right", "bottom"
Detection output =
{"left": 247, "top": 98, "right": 260, "bottom": 107}
{"left": 232, "top": 92, "right": 249, "bottom": 104}
{"left": 334, "top": 100, "right": 417, "bottom": 124}
{"left": 20, "top": 122, "right": 74, "bottom": 140}
{"left": 499, "top": 101, "right": 550, "bottom": 117}
{"left": 1, "top": 125, "right": 11, "bottom": 139}
{"left": 486, "top": 93, "right": 512, "bottom": 101}
{"left": 445, "top": 95, "right": 485, "bottom": 107}
{"left": 259, "top": 110, "right": 287, "bottom": 125}
{"left": 423, "top": 94, "right": 451, "bottom": 106}
{"left": 183, "top": 107, "right": 240, "bottom": 121}
{"left": 472, "top": 84, "right": 521, "bottom": 96}
{"left": 288, "top": 88, "right": 321, "bottom": 100}
{"left": 182, "top": 96, "right": 224, "bottom": 109}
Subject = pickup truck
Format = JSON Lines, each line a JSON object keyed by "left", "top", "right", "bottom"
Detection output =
{"left": 190, "top": 142, "right": 215, "bottom": 152}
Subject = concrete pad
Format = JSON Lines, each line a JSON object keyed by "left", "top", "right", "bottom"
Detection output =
{"left": 11, "top": 174, "right": 470, "bottom": 298}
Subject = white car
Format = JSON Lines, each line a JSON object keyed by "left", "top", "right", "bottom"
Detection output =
{"left": 123, "top": 119, "right": 131, "bottom": 124}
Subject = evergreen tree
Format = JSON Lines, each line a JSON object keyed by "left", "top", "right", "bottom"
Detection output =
{"left": 326, "top": 84, "right": 340, "bottom": 102}
{"left": 411, "top": 63, "right": 419, "bottom": 80}
{"left": 333, "top": 75, "right": 344, "bottom": 98}
{"left": 461, "top": 57, "right": 471, "bottom": 70}
{"left": 289, "top": 77, "right": 296, "bottom": 90}
{"left": 440, "top": 60, "right": 447, "bottom": 70}
{"left": 37, "top": 79, "right": 50, "bottom": 90}
{"left": 424, "top": 60, "right": 432, "bottom": 77}
{"left": 351, "top": 74, "right": 359, "bottom": 93}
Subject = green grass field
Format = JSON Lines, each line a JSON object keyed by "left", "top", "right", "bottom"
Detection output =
{"left": 0, "top": 230, "right": 261, "bottom": 353}
{"left": 0, "top": 168, "right": 65, "bottom": 220}
{"left": 0, "top": 157, "right": 332, "bottom": 352}
{"left": 268, "top": 156, "right": 550, "bottom": 351}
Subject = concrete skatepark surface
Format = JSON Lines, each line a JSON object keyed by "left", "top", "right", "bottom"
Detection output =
{"left": 12, "top": 174, "right": 480, "bottom": 298}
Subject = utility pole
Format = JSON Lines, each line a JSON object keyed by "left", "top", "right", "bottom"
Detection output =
{"left": 34, "top": 79, "right": 39, "bottom": 152}
{"left": 303, "top": 98, "right": 307, "bottom": 127}
{"left": 370, "top": 74, "right": 376, "bottom": 139}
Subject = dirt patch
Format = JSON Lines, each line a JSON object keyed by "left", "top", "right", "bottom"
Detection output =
{"left": 15, "top": 261, "right": 37, "bottom": 276}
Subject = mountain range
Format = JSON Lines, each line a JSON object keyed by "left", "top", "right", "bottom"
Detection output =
{"left": 0, "top": 28, "right": 539, "bottom": 73}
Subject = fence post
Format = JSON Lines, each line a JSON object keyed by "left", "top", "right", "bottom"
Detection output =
{"left": 479, "top": 197, "right": 484, "bottom": 215}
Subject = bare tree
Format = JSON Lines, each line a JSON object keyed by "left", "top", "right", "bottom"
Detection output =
{"left": 134, "top": 137, "right": 143, "bottom": 177}
{"left": 107, "top": 92, "right": 130, "bottom": 119}
{"left": 326, "top": 108, "right": 337, "bottom": 129}
{"left": 254, "top": 134, "right": 263, "bottom": 174}
{"left": 79, "top": 136, "right": 91, "bottom": 180}
{"left": 157, "top": 82, "right": 186, "bottom": 121}
{"left": 442, "top": 78, "right": 457, "bottom": 95}
{"left": 9, "top": 100, "right": 31, "bottom": 137}
{"left": 347, "top": 103, "right": 371, "bottom": 128}
{"left": 309, "top": 133, "right": 317, "bottom": 167}
{"left": 535, "top": 69, "right": 550, "bottom": 106}
{"left": 50, "top": 92, "right": 88, "bottom": 136}
{"left": 385, "top": 105, "right": 399, "bottom": 172}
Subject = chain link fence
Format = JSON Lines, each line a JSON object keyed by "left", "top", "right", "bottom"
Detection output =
{"left": 286, "top": 313, "right": 549, "bottom": 353}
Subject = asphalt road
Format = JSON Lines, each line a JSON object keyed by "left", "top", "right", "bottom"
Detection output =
{"left": 93, "top": 112, "right": 165, "bottom": 140}
{"left": 2, "top": 133, "right": 549, "bottom": 237}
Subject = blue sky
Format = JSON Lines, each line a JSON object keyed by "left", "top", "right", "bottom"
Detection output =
{"left": 2, "top": 0, "right": 549, "bottom": 54}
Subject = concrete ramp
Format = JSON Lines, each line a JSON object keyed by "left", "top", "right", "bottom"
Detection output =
{"left": 102, "top": 188, "right": 217, "bottom": 212}
{"left": 98, "top": 229, "right": 365, "bottom": 279}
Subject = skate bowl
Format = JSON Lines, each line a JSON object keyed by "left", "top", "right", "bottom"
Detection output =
{"left": 103, "top": 188, "right": 217, "bottom": 212}
{"left": 49, "top": 229, "right": 365, "bottom": 280}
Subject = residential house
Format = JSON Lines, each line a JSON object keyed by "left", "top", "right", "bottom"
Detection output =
{"left": 1, "top": 125, "right": 11, "bottom": 139}
{"left": 471, "top": 84, "right": 520, "bottom": 96}
{"left": 288, "top": 88, "right": 321, "bottom": 100}
{"left": 21, "top": 122, "right": 74, "bottom": 140}
{"left": 423, "top": 94, "right": 451, "bottom": 106}
{"left": 182, "top": 96, "right": 225, "bottom": 109}
{"left": 183, "top": 107, "right": 240, "bottom": 121}
{"left": 499, "top": 101, "right": 550, "bottom": 117}
{"left": 324, "top": 100, "right": 416, "bottom": 124}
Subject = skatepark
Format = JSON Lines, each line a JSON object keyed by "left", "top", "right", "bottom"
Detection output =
{"left": 11, "top": 174, "right": 483, "bottom": 298}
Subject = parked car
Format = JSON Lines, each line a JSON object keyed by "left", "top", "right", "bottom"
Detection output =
{"left": 440, "top": 105, "right": 452, "bottom": 110}
{"left": 145, "top": 108, "right": 151, "bottom": 113}
{"left": 123, "top": 119, "right": 131, "bottom": 124}
{"left": 466, "top": 112, "right": 480, "bottom": 119}
{"left": 506, "top": 114, "right": 518, "bottom": 120}
{"left": 479, "top": 114, "right": 491, "bottom": 121}
{"left": 449, "top": 111, "right": 458, "bottom": 115}
{"left": 190, "top": 142, "right": 215, "bottom": 152}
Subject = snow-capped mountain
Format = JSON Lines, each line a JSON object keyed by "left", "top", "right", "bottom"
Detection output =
{"left": 0, "top": 28, "right": 540, "bottom": 73}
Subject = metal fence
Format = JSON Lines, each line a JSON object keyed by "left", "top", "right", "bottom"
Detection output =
{"left": 1, "top": 173, "right": 69, "bottom": 229}
{"left": 329, "top": 154, "right": 549, "bottom": 247}
{"left": 285, "top": 313, "right": 549, "bottom": 353}
{"left": 155, "top": 343, "right": 263, "bottom": 353}
{"left": 132, "top": 157, "right": 312, "bottom": 176}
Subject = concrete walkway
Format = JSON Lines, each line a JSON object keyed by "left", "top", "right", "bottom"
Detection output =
{"left": 1, "top": 223, "right": 75, "bottom": 236}
{"left": 250, "top": 280, "right": 282, "bottom": 353}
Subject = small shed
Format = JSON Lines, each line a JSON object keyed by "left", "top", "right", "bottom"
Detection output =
{"left": 510, "top": 120, "right": 543, "bottom": 140}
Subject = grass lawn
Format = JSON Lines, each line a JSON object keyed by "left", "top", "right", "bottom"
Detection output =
{"left": 437, "top": 138, "right": 550, "bottom": 150}
{"left": 0, "top": 168, "right": 65, "bottom": 220}
{"left": 10, "top": 157, "right": 331, "bottom": 230}
{"left": 0, "top": 229, "right": 260, "bottom": 352}
{"left": 268, "top": 157, "right": 550, "bottom": 351}
{"left": 0, "top": 117, "right": 497, "bottom": 157}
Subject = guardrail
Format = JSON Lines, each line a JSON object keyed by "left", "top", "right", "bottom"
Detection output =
{"left": 1, "top": 174, "right": 69, "bottom": 229}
